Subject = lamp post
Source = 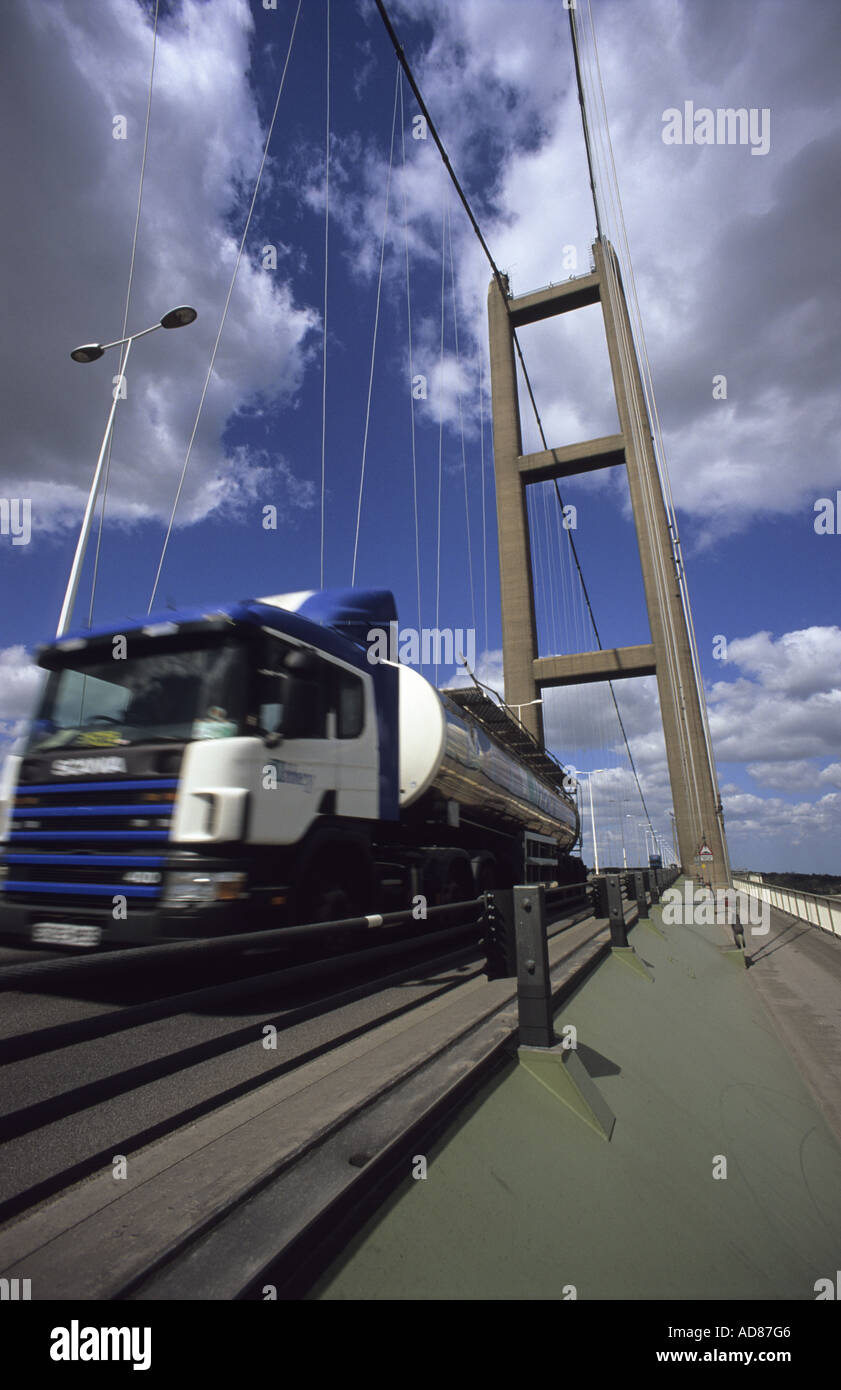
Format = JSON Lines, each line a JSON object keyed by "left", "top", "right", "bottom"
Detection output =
{"left": 57, "top": 306, "right": 197, "bottom": 638}
{"left": 626, "top": 814, "right": 639, "bottom": 867}
{"left": 576, "top": 769, "right": 605, "bottom": 875}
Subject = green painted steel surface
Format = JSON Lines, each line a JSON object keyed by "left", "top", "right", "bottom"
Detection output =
{"left": 312, "top": 886, "right": 841, "bottom": 1300}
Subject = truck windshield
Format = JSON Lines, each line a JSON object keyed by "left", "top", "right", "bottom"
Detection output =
{"left": 26, "top": 639, "right": 248, "bottom": 753}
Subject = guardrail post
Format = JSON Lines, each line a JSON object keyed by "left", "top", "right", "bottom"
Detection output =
{"left": 591, "top": 873, "right": 607, "bottom": 919}
{"left": 514, "top": 884, "right": 554, "bottom": 1048}
{"left": 605, "top": 872, "right": 628, "bottom": 947}
{"left": 483, "top": 889, "right": 516, "bottom": 980}
{"left": 732, "top": 893, "right": 746, "bottom": 951}
{"left": 631, "top": 868, "right": 648, "bottom": 917}
{"left": 645, "top": 869, "right": 660, "bottom": 906}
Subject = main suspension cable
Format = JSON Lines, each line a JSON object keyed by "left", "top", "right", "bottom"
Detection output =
{"left": 374, "top": 0, "right": 655, "bottom": 830}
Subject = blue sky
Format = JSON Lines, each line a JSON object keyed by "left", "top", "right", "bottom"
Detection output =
{"left": 1, "top": 0, "right": 840, "bottom": 872}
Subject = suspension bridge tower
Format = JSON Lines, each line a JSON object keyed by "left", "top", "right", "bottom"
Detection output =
{"left": 487, "top": 241, "right": 729, "bottom": 887}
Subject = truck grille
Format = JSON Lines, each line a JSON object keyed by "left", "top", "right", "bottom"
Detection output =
{"left": 3, "top": 778, "right": 176, "bottom": 907}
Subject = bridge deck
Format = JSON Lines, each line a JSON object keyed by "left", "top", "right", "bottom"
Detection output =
{"left": 311, "top": 885, "right": 841, "bottom": 1300}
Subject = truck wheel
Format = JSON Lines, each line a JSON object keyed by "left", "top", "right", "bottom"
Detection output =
{"left": 295, "top": 872, "right": 354, "bottom": 925}
{"left": 292, "top": 850, "right": 373, "bottom": 927}
{"left": 419, "top": 848, "right": 474, "bottom": 907}
{"left": 471, "top": 854, "right": 497, "bottom": 894}
{"left": 439, "top": 855, "right": 474, "bottom": 905}
{"left": 309, "top": 880, "right": 355, "bottom": 924}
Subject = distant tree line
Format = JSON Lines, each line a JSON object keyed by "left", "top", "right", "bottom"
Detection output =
{"left": 737, "top": 870, "right": 841, "bottom": 896}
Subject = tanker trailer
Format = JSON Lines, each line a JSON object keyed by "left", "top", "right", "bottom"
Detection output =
{"left": 0, "top": 588, "right": 581, "bottom": 945}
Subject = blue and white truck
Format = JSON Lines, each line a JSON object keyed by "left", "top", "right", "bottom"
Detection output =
{"left": 0, "top": 589, "right": 581, "bottom": 948}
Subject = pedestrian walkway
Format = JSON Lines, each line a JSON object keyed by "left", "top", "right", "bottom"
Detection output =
{"left": 311, "top": 883, "right": 841, "bottom": 1299}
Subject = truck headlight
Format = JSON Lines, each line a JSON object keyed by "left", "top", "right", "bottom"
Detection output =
{"left": 162, "top": 871, "right": 247, "bottom": 909}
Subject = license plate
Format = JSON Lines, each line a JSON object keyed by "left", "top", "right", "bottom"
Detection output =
{"left": 32, "top": 923, "right": 102, "bottom": 947}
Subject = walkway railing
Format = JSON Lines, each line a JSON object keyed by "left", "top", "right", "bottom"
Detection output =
{"left": 732, "top": 876, "right": 841, "bottom": 941}
{"left": 486, "top": 867, "right": 679, "bottom": 1045}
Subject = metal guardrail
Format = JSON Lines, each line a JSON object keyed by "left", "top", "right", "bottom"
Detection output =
{"left": 485, "top": 867, "right": 680, "bottom": 1046}
{"left": 732, "top": 877, "right": 841, "bottom": 940}
{"left": 0, "top": 897, "right": 484, "bottom": 989}
{"left": 0, "top": 866, "right": 681, "bottom": 1004}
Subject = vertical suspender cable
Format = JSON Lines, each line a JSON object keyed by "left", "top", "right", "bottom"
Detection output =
{"left": 88, "top": 0, "right": 160, "bottom": 626}
{"left": 351, "top": 63, "right": 400, "bottom": 587}
{"left": 447, "top": 203, "right": 476, "bottom": 635}
{"left": 434, "top": 194, "right": 446, "bottom": 687}
{"left": 148, "top": 0, "right": 303, "bottom": 613}
{"left": 399, "top": 74, "right": 422, "bottom": 632}
{"left": 320, "top": 0, "right": 331, "bottom": 587}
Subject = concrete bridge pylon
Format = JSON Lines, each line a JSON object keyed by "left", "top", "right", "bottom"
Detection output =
{"left": 487, "top": 238, "right": 730, "bottom": 886}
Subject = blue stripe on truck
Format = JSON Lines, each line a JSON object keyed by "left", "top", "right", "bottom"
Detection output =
{"left": 15, "top": 780, "right": 179, "bottom": 795}
{"left": 3, "top": 854, "right": 165, "bottom": 868}
{"left": 11, "top": 805, "right": 173, "bottom": 818}
{"left": 4, "top": 881, "right": 160, "bottom": 898}
{"left": 6, "top": 831, "right": 169, "bottom": 842}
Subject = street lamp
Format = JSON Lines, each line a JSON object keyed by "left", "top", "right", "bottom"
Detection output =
{"left": 576, "top": 769, "right": 606, "bottom": 875}
{"left": 626, "top": 814, "right": 640, "bottom": 867}
{"left": 58, "top": 307, "right": 197, "bottom": 637}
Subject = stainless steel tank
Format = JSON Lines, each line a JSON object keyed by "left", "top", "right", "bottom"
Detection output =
{"left": 397, "top": 664, "right": 578, "bottom": 848}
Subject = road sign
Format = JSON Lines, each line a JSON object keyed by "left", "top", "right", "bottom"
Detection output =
{"left": 698, "top": 843, "right": 714, "bottom": 861}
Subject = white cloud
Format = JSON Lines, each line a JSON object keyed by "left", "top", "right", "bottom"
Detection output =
{"left": 0, "top": 647, "right": 45, "bottom": 722}
{"left": 708, "top": 627, "right": 841, "bottom": 763}
{"left": 722, "top": 627, "right": 841, "bottom": 698}
{"left": 745, "top": 760, "right": 823, "bottom": 792}
{"left": 446, "top": 647, "right": 504, "bottom": 695}
{"left": 0, "top": 647, "right": 47, "bottom": 767}
{"left": 452, "top": 626, "right": 841, "bottom": 869}
{"left": 346, "top": 0, "right": 841, "bottom": 539}
{"left": 721, "top": 789, "right": 841, "bottom": 848}
{"left": 2, "top": 0, "right": 318, "bottom": 539}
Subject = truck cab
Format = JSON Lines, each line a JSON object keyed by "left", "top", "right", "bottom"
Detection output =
{"left": 0, "top": 590, "right": 398, "bottom": 947}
